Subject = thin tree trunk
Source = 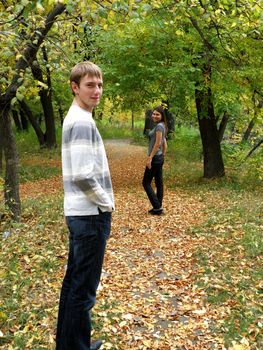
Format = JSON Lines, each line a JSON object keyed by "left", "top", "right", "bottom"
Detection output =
{"left": 242, "top": 118, "right": 255, "bottom": 143}
{"left": 131, "top": 110, "right": 135, "bottom": 130}
{"left": 30, "top": 60, "right": 56, "bottom": 148}
{"left": 0, "top": 116, "right": 4, "bottom": 173}
{"left": 20, "top": 109, "right": 28, "bottom": 130}
{"left": 218, "top": 112, "right": 229, "bottom": 143}
{"left": 41, "top": 45, "right": 57, "bottom": 147}
{"left": 19, "top": 100, "right": 46, "bottom": 147}
{"left": 58, "top": 104, "right": 64, "bottom": 126}
{"left": 245, "top": 139, "right": 263, "bottom": 159}
{"left": 242, "top": 91, "right": 257, "bottom": 143}
{"left": 12, "top": 110, "right": 23, "bottom": 131}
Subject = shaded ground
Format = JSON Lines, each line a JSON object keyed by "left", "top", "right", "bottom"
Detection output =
{"left": 18, "top": 139, "right": 225, "bottom": 349}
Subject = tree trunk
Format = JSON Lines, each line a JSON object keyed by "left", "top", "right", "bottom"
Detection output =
{"left": 131, "top": 110, "right": 135, "bottom": 130}
{"left": 12, "top": 110, "right": 23, "bottom": 131}
{"left": 218, "top": 112, "right": 229, "bottom": 143}
{"left": 41, "top": 45, "right": 57, "bottom": 147}
{"left": 242, "top": 118, "right": 255, "bottom": 143}
{"left": 58, "top": 104, "right": 64, "bottom": 126}
{"left": 242, "top": 91, "right": 258, "bottom": 143}
{"left": 195, "top": 86, "right": 225, "bottom": 178}
{"left": 20, "top": 109, "right": 28, "bottom": 130}
{"left": 30, "top": 60, "right": 56, "bottom": 148}
{"left": 0, "top": 116, "right": 4, "bottom": 173}
{"left": 1, "top": 103, "right": 21, "bottom": 220}
{"left": 19, "top": 100, "right": 46, "bottom": 146}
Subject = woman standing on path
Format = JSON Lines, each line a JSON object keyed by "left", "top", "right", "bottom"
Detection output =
{"left": 142, "top": 106, "right": 167, "bottom": 215}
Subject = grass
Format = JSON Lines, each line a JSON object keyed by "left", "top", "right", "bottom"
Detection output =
{"left": 19, "top": 164, "right": 60, "bottom": 183}
{"left": 163, "top": 127, "right": 262, "bottom": 349}
{"left": 191, "top": 195, "right": 262, "bottom": 349}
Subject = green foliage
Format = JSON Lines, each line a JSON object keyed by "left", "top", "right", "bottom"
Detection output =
{"left": 165, "top": 127, "right": 203, "bottom": 184}
{"left": 93, "top": 0, "right": 263, "bottom": 140}
{"left": 221, "top": 140, "right": 263, "bottom": 189}
{"left": 14, "top": 127, "right": 62, "bottom": 183}
{"left": 97, "top": 120, "right": 144, "bottom": 140}
{"left": 15, "top": 126, "right": 62, "bottom": 154}
{"left": 165, "top": 126, "right": 262, "bottom": 190}
{"left": 168, "top": 126, "right": 202, "bottom": 162}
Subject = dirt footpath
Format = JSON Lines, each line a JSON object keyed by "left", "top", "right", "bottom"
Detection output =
{"left": 97, "top": 140, "right": 225, "bottom": 350}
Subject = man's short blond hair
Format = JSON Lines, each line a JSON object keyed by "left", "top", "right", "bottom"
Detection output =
{"left": 70, "top": 61, "right": 102, "bottom": 89}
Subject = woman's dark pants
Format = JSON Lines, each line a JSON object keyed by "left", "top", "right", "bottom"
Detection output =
{"left": 142, "top": 157, "right": 164, "bottom": 209}
{"left": 56, "top": 212, "right": 111, "bottom": 350}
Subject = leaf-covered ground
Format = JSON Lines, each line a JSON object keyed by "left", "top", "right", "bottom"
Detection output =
{"left": 0, "top": 140, "right": 262, "bottom": 350}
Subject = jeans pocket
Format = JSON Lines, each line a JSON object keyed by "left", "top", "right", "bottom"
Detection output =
{"left": 66, "top": 214, "right": 111, "bottom": 241}
{"left": 66, "top": 216, "right": 97, "bottom": 241}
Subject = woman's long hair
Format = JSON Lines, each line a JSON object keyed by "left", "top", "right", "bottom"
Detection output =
{"left": 153, "top": 105, "right": 168, "bottom": 136}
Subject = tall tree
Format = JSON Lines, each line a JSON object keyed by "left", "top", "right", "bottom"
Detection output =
{"left": 95, "top": 0, "right": 262, "bottom": 178}
{"left": 0, "top": 2, "right": 66, "bottom": 219}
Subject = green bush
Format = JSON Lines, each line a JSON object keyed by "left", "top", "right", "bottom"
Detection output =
{"left": 168, "top": 126, "right": 202, "bottom": 162}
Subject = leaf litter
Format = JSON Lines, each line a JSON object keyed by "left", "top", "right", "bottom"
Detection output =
{"left": 1, "top": 139, "right": 259, "bottom": 349}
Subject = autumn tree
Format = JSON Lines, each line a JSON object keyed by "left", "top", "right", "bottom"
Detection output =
{"left": 94, "top": 0, "right": 262, "bottom": 178}
{"left": 0, "top": 1, "right": 66, "bottom": 219}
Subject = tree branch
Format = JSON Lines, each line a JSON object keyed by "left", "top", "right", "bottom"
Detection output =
{"left": 245, "top": 139, "right": 263, "bottom": 159}
{"left": 1, "top": 3, "right": 66, "bottom": 104}
{"left": 0, "top": 6, "right": 25, "bottom": 25}
{"left": 189, "top": 16, "right": 214, "bottom": 51}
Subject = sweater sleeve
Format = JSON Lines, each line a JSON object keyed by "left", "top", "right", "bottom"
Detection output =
{"left": 68, "top": 121, "right": 113, "bottom": 209}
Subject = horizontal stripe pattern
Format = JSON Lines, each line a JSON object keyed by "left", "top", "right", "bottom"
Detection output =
{"left": 62, "top": 104, "right": 114, "bottom": 215}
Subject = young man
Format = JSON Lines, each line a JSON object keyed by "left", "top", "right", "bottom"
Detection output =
{"left": 56, "top": 62, "right": 114, "bottom": 350}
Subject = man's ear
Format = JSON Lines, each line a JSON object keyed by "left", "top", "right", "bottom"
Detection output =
{"left": 71, "top": 81, "right": 79, "bottom": 95}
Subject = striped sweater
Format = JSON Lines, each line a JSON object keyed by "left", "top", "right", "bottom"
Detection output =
{"left": 62, "top": 104, "right": 114, "bottom": 216}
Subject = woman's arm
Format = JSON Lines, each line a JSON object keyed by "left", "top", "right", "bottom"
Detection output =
{"left": 146, "top": 130, "right": 162, "bottom": 169}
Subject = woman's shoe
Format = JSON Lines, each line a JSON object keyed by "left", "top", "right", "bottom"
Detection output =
{"left": 149, "top": 208, "right": 163, "bottom": 215}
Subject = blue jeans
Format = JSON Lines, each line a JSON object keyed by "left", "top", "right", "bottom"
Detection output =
{"left": 142, "top": 155, "right": 164, "bottom": 209}
{"left": 56, "top": 211, "right": 111, "bottom": 350}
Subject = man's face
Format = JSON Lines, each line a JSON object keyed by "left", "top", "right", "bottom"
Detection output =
{"left": 71, "top": 74, "right": 103, "bottom": 112}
